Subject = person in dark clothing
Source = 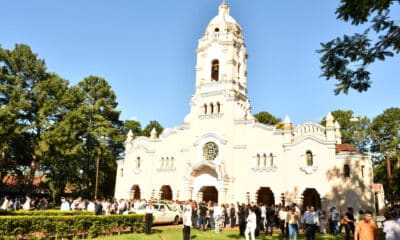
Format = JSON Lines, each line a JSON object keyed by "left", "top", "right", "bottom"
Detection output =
{"left": 266, "top": 205, "right": 275, "bottom": 236}
{"left": 230, "top": 203, "right": 236, "bottom": 228}
{"left": 254, "top": 204, "right": 261, "bottom": 237}
{"left": 238, "top": 203, "right": 247, "bottom": 236}
{"left": 191, "top": 202, "right": 198, "bottom": 229}
{"left": 144, "top": 200, "right": 154, "bottom": 234}
{"left": 344, "top": 207, "right": 355, "bottom": 240}
{"left": 95, "top": 199, "right": 103, "bottom": 215}
{"left": 198, "top": 202, "right": 208, "bottom": 231}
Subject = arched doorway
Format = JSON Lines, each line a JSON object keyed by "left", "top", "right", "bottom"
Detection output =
{"left": 200, "top": 186, "right": 218, "bottom": 203}
{"left": 160, "top": 185, "right": 173, "bottom": 200}
{"left": 130, "top": 185, "right": 141, "bottom": 200}
{"left": 256, "top": 187, "right": 275, "bottom": 206}
{"left": 302, "top": 188, "right": 321, "bottom": 209}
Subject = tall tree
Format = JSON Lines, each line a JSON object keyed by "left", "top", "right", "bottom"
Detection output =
{"left": 318, "top": 0, "right": 399, "bottom": 94}
{"left": 74, "top": 76, "right": 124, "bottom": 198}
{"left": 0, "top": 45, "right": 25, "bottom": 175}
{"left": 0, "top": 44, "right": 69, "bottom": 191}
{"left": 370, "top": 107, "right": 400, "bottom": 202}
{"left": 254, "top": 111, "right": 281, "bottom": 126}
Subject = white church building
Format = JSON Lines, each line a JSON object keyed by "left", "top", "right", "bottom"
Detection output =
{"left": 115, "top": 2, "right": 379, "bottom": 212}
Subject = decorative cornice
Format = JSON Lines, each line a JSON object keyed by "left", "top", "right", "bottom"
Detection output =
{"left": 156, "top": 167, "right": 176, "bottom": 173}
{"left": 251, "top": 166, "right": 278, "bottom": 172}
{"left": 193, "top": 133, "right": 227, "bottom": 146}
{"left": 199, "top": 113, "right": 224, "bottom": 120}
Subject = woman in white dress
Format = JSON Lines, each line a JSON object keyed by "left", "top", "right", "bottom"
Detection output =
{"left": 245, "top": 205, "right": 257, "bottom": 240}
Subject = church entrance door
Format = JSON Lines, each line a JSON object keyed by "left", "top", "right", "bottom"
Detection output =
{"left": 199, "top": 186, "right": 218, "bottom": 203}
{"left": 160, "top": 185, "right": 173, "bottom": 200}
{"left": 130, "top": 184, "right": 141, "bottom": 200}
{"left": 302, "top": 188, "right": 321, "bottom": 209}
{"left": 256, "top": 187, "right": 275, "bottom": 206}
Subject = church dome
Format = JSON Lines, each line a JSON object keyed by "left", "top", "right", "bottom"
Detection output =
{"left": 205, "top": 2, "right": 243, "bottom": 37}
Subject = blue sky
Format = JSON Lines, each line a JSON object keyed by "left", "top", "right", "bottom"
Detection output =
{"left": 2, "top": 1, "right": 399, "bottom": 128}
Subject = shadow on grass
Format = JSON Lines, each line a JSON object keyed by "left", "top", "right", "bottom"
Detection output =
{"left": 226, "top": 234, "right": 242, "bottom": 239}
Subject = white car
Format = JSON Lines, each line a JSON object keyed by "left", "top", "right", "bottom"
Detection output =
{"left": 127, "top": 201, "right": 183, "bottom": 225}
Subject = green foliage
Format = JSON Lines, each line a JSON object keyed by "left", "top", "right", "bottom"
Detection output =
{"left": 318, "top": 0, "right": 399, "bottom": 94}
{"left": 370, "top": 107, "right": 400, "bottom": 200}
{"left": 320, "top": 110, "right": 371, "bottom": 151}
{"left": 254, "top": 111, "right": 281, "bottom": 126}
{"left": 123, "top": 120, "right": 142, "bottom": 137}
{"left": 370, "top": 107, "right": 400, "bottom": 153}
{"left": 0, "top": 44, "right": 125, "bottom": 200}
{"left": 0, "top": 213, "right": 144, "bottom": 239}
{"left": 141, "top": 120, "right": 164, "bottom": 137}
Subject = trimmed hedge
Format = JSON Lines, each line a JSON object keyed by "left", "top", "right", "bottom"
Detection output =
{"left": 0, "top": 213, "right": 144, "bottom": 239}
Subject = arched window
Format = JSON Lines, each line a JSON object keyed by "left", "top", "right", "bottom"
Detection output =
{"left": 203, "top": 104, "right": 207, "bottom": 114}
{"left": 361, "top": 165, "right": 365, "bottom": 178}
{"left": 211, "top": 60, "right": 219, "bottom": 81}
{"left": 269, "top": 153, "right": 274, "bottom": 166}
{"left": 256, "top": 154, "right": 260, "bottom": 167}
{"left": 171, "top": 157, "right": 174, "bottom": 168}
{"left": 166, "top": 157, "right": 170, "bottom": 168}
{"left": 210, "top": 103, "right": 214, "bottom": 114}
{"left": 136, "top": 157, "right": 141, "bottom": 169}
{"left": 344, "top": 164, "right": 350, "bottom": 178}
{"left": 161, "top": 157, "right": 164, "bottom": 168}
{"left": 306, "top": 151, "right": 313, "bottom": 166}
{"left": 216, "top": 102, "right": 221, "bottom": 113}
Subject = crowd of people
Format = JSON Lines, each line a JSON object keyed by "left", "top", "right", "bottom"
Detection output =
{"left": 1, "top": 194, "right": 400, "bottom": 239}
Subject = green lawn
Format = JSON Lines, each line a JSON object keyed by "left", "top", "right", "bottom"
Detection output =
{"left": 98, "top": 227, "right": 346, "bottom": 240}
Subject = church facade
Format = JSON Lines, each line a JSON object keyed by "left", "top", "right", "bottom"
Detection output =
{"left": 114, "top": 3, "right": 377, "bottom": 212}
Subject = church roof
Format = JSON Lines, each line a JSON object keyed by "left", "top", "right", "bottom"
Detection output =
{"left": 208, "top": 2, "right": 238, "bottom": 25}
{"left": 206, "top": 2, "right": 242, "bottom": 35}
{"left": 336, "top": 143, "right": 359, "bottom": 153}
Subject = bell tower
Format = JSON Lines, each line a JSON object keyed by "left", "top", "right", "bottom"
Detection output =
{"left": 185, "top": 2, "right": 253, "bottom": 123}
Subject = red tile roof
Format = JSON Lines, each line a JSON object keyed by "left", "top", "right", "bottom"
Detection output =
{"left": 336, "top": 143, "right": 359, "bottom": 153}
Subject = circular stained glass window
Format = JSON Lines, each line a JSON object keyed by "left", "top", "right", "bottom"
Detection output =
{"left": 202, "top": 142, "right": 219, "bottom": 161}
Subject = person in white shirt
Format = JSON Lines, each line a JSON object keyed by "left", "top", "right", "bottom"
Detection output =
{"left": 117, "top": 199, "right": 126, "bottom": 214}
{"left": 279, "top": 206, "right": 288, "bottom": 237}
{"left": 71, "top": 197, "right": 82, "bottom": 210}
{"left": 213, "top": 203, "right": 222, "bottom": 233}
{"left": 331, "top": 206, "right": 340, "bottom": 235}
{"left": 23, "top": 195, "right": 31, "bottom": 210}
{"left": 245, "top": 205, "right": 257, "bottom": 240}
{"left": 383, "top": 210, "right": 400, "bottom": 240}
{"left": 86, "top": 200, "right": 95, "bottom": 212}
{"left": 260, "top": 203, "right": 266, "bottom": 231}
{"left": 303, "top": 206, "right": 319, "bottom": 240}
{"left": 182, "top": 201, "right": 192, "bottom": 240}
{"left": 1, "top": 196, "right": 10, "bottom": 210}
{"left": 60, "top": 197, "right": 70, "bottom": 211}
